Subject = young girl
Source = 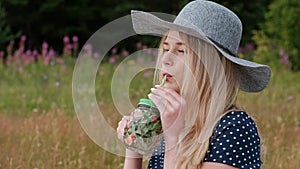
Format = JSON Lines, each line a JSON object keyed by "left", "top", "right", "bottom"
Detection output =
{"left": 117, "top": 0, "right": 271, "bottom": 169}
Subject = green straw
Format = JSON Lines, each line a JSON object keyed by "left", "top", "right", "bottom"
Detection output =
{"left": 160, "top": 75, "right": 167, "bottom": 86}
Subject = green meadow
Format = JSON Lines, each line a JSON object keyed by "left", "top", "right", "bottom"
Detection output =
{"left": 0, "top": 56, "right": 299, "bottom": 169}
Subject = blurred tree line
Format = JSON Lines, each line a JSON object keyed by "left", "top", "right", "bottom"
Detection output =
{"left": 253, "top": 0, "right": 300, "bottom": 71}
{"left": 1, "top": 0, "right": 271, "bottom": 53}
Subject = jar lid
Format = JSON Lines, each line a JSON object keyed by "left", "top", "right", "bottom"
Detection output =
{"left": 138, "top": 98, "right": 157, "bottom": 108}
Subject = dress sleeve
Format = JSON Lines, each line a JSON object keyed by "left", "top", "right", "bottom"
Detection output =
{"left": 203, "top": 112, "right": 262, "bottom": 169}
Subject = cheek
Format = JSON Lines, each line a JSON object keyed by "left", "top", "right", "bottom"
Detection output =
{"left": 176, "top": 62, "right": 187, "bottom": 79}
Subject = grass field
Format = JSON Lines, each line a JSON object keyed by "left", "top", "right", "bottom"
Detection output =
{"left": 0, "top": 55, "right": 299, "bottom": 169}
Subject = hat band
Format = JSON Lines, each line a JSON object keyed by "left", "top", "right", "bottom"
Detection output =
{"left": 208, "top": 38, "right": 237, "bottom": 57}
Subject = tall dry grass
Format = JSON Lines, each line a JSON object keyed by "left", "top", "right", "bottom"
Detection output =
{"left": 237, "top": 70, "right": 300, "bottom": 169}
{"left": 0, "top": 109, "right": 124, "bottom": 169}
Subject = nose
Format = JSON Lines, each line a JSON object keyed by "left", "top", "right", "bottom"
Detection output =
{"left": 162, "top": 52, "right": 174, "bottom": 66}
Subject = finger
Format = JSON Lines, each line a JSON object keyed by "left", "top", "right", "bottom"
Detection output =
{"left": 159, "top": 86, "right": 186, "bottom": 112}
{"left": 117, "top": 126, "right": 124, "bottom": 140}
{"left": 118, "top": 133, "right": 123, "bottom": 140}
{"left": 150, "top": 87, "right": 182, "bottom": 107}
{"left": 149, "top": 90, "right": 175, "bottom": 113}
{"left": 148, "top": 92, "right": 180, "bottom": 118}
{"left": 150, "top": 87, "right": 177, "bottom": 102}
{"left": 147, "top": 93, "right": 168, "bottom": 113}
{"left": 155, "top": 85, "right": 182, "bottom": 101}
{"left": 117, "top": 116, "right": 131, "bottom": 140}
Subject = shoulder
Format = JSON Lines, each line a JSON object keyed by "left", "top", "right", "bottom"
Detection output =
{"left": 214, "top": 111, "right": 258, "bottom": 137}
{"left": 204, "top": 111, "right": 262, "bottom": 169}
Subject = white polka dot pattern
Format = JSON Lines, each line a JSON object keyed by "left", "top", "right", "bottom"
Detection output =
{"left": 147, "top": 111, "right": 262, "bottom": 169}
{"left": 204, "top": 111, "right": 262, "bottom": 169}
{"left": 148, "top": 138, "right": 165, "bottom": 168}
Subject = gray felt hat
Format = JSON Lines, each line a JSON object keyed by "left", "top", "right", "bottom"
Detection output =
{"left": 131, "top": 0, "right": 271, "bottom": 92}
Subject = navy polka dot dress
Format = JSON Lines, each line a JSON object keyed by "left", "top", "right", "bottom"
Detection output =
{"left": 147, "top": 111, "right": 262, "bottom": 169}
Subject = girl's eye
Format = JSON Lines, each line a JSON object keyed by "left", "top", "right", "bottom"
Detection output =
{"left": 178, "top": 50, "right": 185, "bottom": 53}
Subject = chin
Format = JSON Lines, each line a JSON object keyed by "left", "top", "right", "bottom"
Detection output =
{"left": 165, "top": 83, "right": 180, "bottom": 94}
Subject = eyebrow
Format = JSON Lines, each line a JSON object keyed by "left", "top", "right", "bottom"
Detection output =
{"left": 163, "top": 42, "right": 185, "bottom": 46}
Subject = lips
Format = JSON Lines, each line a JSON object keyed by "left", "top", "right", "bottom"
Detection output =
{"left": 162, "top": 73, "right": 173, "bottom": 82}
{"left": 162, "top": 72, "right": 173, "bottom": 78}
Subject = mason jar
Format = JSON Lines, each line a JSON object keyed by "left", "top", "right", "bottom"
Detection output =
{"left": 123, "top": 98, "right": 163, "bottom": 156}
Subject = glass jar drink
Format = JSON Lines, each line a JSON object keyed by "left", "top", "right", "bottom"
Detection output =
{"left": 123, "top": 98, "right": 163, "bottom": 155}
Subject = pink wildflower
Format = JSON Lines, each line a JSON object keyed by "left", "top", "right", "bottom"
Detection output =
{"left": 93, "top": 52, "right": 99, "bottom": 58}
{"left": 6, "top": 40, "right": 14, "bottom": 53}
{"left": 21, "top": 35, "right": 27, "bottom": 42}
{"left": 245, "top": 43, "right": 254, "bottom": 51}
{"left": 279, "top": 49, "right": 290, "bottom": 67}
{"left": 25, "top": 50, "right": 32, "bottom": 56}
{"left": 109, "top": 56, "right": 117, "bottom": 64}
{"left": 279, "top": 49, "right": 285, "bottom": 56}
{"left": 29, "top": 55, "right": 35, "bottom": 62}
{"left": 33, "top": 50, "right": 38, "bottom": 56}
{"left": 42, "top": 48, "right": 48, "bottom": 57}
{"left": 238, "top": 47, "right": 244, "bottom": 54}
{"left": 111, "top": 47, "right": 118, "bottom": 54}
{"left": 72, "top": 35, "right": 79, "bottom": 42}
{"left": 122, "top": 50, "right": 129, "bottom": 57}
{"left": 136, "top": 42, "right": 143, "bottom": 49}
{"left": 43, "top": 57, "right": 50, "bottom": 65}
{"left": 143, "top": 70, "right": 151, "bottom": 78}
{"left": 83, "top": 43, "right": 92, "bottom": 51}
{"left": 42, "top": 41, "right": 48, "bottom": 49}
{"left": 18, "top": 46, "right": 25, "bottom": 54}
{"left": 63, "top": 36, "right": 70, "bottom": 43}
{"left": 56, "top": 57, "right": 64, "bottom": 64}
{"left": 280, "top": 54, "right": 289, "bottom": 65}
{"left": 72, "top": 36, "right": 79, "bottom": 54}
{"left": 48, "top": 49, "right": 55, "bottom": 59}
{"left": 0, "top": 51, "right": 4, "bottom": 58}
{"left": 67, "top": 44, "right": 73, "bottom": 50}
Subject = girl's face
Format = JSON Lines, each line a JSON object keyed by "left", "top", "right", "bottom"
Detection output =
{"left": 160, "top": 30, "right": 188, "bottom": 93}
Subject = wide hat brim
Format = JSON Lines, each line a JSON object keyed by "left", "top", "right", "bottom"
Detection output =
{"left": 131, "top": 10, "right": 271, "bottom": 92}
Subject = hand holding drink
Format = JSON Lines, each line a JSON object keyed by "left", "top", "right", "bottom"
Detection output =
{"left": 117, "top": 75, "right": 167, "bottom": 156}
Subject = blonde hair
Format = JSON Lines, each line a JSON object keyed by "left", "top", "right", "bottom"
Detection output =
{"left": 154, "top": 32, "right": 240, "bottom": 169}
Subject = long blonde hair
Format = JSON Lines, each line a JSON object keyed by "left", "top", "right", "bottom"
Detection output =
{"left": 154, "top": 31, "right": 240, "bottom": 169}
